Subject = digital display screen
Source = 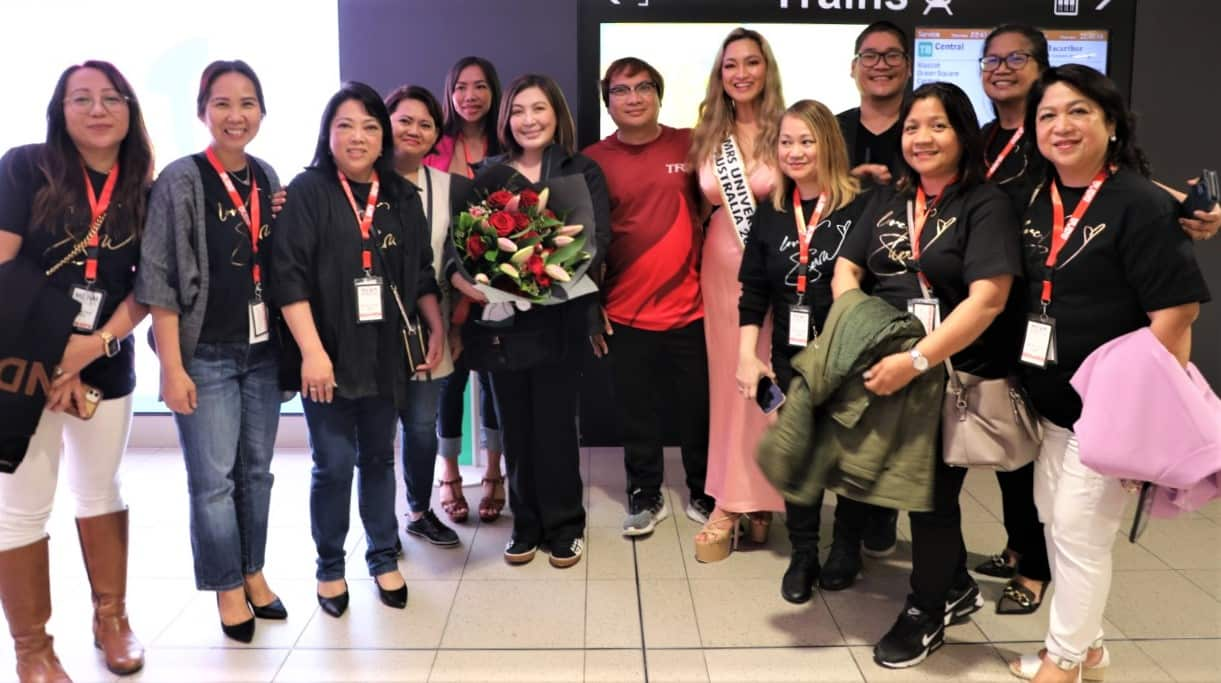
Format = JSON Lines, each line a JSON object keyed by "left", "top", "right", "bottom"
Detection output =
{"left": 913, "top": 27, "right": 1109, "bottom": 125}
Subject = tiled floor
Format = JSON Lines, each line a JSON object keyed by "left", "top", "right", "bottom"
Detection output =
{"left": 4, "top": 446, "right": 1220, "bottom": 682}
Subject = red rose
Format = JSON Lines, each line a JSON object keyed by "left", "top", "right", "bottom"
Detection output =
{"left": 487, "top": 190, "right": 514, "bottom": 209}
{"left": 526, "top": 254, "right": 547, "bottom": 279}
{"left": 544, "top": 209, "right": 557, "bottom": 220}
{"left": 488, "top": 211, "right": 516, "bottom": 236}
{"left": 519, "top": 189, "right": 540, "bottom": 207}
{"left": 512, "top": 211, "right": 530, "bottom": 229}
{"left": 466, "top": 234, "right": 486, "bottom": 258}
{"left": 536, "top": 274, "right": 552, "bottom": 288}
{"left": 521, "top": 230, "right": 540, "bottom": 240}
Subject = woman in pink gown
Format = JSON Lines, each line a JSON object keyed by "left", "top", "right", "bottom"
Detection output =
{"left": 688, "top": 27, "right": 788, "bottom": 562}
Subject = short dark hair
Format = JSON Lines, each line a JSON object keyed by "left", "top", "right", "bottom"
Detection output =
{"left": 196, "top": 60, "right": 266, "bottom": 118}
{"left": 895, "top": 82, "right": 986, "bottom": 195}
{"left": 310, "top": 81, "right": 404, "bottom": 198}
{"left": 441, "top": 56, "right": 503, "bottom": 155}
{"left": 983, "top": 24, "right": 1050, "bottom": 72}
{"left": 599, "top": 57, "right": 665, "bottom": 107}
{"left": 384, "top": 84, "right": 444, "bottom": 156}
{"left": 497, "top": 74, "right": 577, "bottom": 158}
{"left": 1025, "top": 64, "right": 1150, "bottom": 177}
{"left": 854, "top": 20, "right": 908, "bottom": 55}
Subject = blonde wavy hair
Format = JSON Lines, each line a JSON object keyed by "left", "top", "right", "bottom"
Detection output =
{"left": 771, "top": 99, "right": 860, "bottom": 213}
{"left": 688, "top": 27, "right": 785, "bottom": 172}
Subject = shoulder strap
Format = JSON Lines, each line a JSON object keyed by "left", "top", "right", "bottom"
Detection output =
{"left": 907, "top": 198, "right": 960, "bottom": 391}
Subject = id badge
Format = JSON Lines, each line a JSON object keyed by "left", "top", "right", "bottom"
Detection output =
{"left": 354, "top": 276, "right": 384, "bottom": 323}
{"left": 70, "top": 284, "right": 106, "bottom": 332}
{"left": 907, "top": 297, "right": 941, "bottom": 335}
{"left": 788, "top": 305, "right": 812, "bottom": 347}
{"left": 248, "top": 299, "right": 270, "bottom": 344}
{"left": 1020, "top": 315, "right": 1057, "bottom": 367}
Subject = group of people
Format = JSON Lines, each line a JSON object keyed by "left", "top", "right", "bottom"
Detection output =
{"left": 0, "top": 18, "right": 1215, "bottom": 683}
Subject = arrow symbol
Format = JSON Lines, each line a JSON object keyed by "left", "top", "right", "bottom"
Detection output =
{"left": 1096, "top": 0, "right": 1113, "bottom": 9}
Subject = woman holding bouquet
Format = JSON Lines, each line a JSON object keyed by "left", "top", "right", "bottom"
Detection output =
{"left": 425, "top": 56, "right": 509, "bottom": 524}
{"left": 688, "top": 27, "right": 786, "bottom": 562}
{"left": 455, "top": 74, "right": 609, "bottom": 568}
{"left": 273, "top": 81, "right": 443, "bottom": 617}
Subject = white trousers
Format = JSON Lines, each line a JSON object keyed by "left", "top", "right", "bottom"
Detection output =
{"left": 0, "top": 394, "right": 133, "bottom": 550}
{"left": 1033, "top": 419, "right": 1129, "bottom": 664}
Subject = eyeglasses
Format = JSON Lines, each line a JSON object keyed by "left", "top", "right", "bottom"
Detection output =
{"left": 607, "top": 81, "right": 658, "bottom": 98}
{"left": 980, "top": 51, "right": 1033, "bottom": 72}
{"left": 64, "top": 93, "right": 129, "bottom": 113}
{"left": 856, "top": 50, "right": 907, "bottom": 67}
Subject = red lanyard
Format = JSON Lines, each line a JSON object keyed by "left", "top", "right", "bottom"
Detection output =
{"left": 791, "top": 188, "right": 828, "bottom": 297}
{"left": 460, "top": 135, "right": 486, "bottom": 180}
{"left": 1040, "top": 167, "right": 1110, "bottom": 306}
{"left": 338, "top": 170, "right": 380, "bottom": 272}
{"left": 81, "top": 162, "right": 118, "bottom": 283}
{"left": 911, "top": 183, "right": 952, "bottom": 289}
{"left": 985, "top": 126, "right": 1024, "bottom": 180}
{"left": 204, "top": 148, "right": 262, "bottom": 289}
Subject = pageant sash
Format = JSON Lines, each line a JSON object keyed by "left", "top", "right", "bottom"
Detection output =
{"left": 712, "top": 134, "right": 757, "bottom": 248}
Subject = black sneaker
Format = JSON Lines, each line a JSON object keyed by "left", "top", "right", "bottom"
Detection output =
{"left": 406, "top": 510, "right": 461, "bottom": 547}
{"left": 944, "top": 579, "right": 984, "bottom": 625}
{"left": 873, "top": 598, "right": 946, "bottom": 669}
{"left": 862, "top": 507, "right": 899, "bottom": 557}
{"left": 781, "top": 549, "right": 821, "bottom": 604}
{"left": 503, "top": 537, "right": 538, "bottom": 565}
{"left": 549, "top": 537, "right": 584, "bottom": 569}
{"left": 623, "top": 489, "right": 670, "bottom": 537}
{"left": 685, "top": 495, "right": 715, "bottom": 524}
{"left": 819, "top": 542, "right": 862, "bottom": 591}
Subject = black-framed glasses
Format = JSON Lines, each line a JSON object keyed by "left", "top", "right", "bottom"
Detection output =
{"left": 64, "top": 93, "right": 129, "bottom": 113}
{"left": 856, "top": 50, "right": 907, "bottom": 67}
{"left": 607, "top": 81, "right": 658, "bottom": 98}
{"left": 980, "top": 51, "right": 1033, "bottom": 72}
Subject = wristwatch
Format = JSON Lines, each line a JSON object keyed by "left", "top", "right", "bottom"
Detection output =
{"left": 909, "top": 348, "right": 929, "bottom": 373}
{"left": 99, "top": 331, "right": 120, "bottom": 358}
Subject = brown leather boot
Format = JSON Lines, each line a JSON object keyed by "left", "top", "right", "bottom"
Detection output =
{"left": 76, "top": 510, "right": 143, "bottom": 676}
{"left": 0, "top": 537, "right": 72, "bottom": 683}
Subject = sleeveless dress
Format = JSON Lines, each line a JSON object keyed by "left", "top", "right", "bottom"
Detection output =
{"left": 698, "top": 155, "right": 785, "bottom": 514}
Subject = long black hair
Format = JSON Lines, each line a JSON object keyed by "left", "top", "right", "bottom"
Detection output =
{"left": 894, "top": 81, "right": 986, "bottom": 196}
{"left": 440, "top": 56, "right": 503, "bottom": 155}
{"left": 310, "top": 81, "right": 406, "bottom": 200}
{"left": 384, "top": 84, "right": 444, "bottom": 156}
{"left": 1024, "top": 64, "right": 1150, "bottom": 178}
{"left": 32, "top": 60, "right": 153, "bottom": 236}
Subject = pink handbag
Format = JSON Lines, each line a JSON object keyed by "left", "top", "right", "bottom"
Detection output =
{"left": 1071, "top": 328, "right": 1221, "bottom": 517}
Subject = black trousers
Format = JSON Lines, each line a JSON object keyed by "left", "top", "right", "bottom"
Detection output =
{"left": 490, "top": 353, "right": 585, "bottom": 546}
{"left": 996, "top": 463, "right": 1051, "bottom": 581}
{"left": 909, "top": 457, "right": 972, "bottom": 614}
{"left": 609, "top": 320, "right": 710, "bottom": 501}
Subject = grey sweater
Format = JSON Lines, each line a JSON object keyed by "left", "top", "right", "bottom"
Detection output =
{"left": 135, "top": 154, "right": 281, "bottom": 365}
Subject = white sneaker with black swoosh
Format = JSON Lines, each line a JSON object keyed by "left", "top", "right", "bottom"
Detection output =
{"left": 873, "top": 598, "right": 946, "bottom": 669}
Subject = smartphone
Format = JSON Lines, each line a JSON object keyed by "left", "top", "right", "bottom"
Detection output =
{"left": 756, "top": 376, "right": 786, "bottom": 414}
{"left": 66, "top": 384, "right": 102, "bottom": 420}
{"left": 1182, "top": 169, "right": 1219, "bottom": 217}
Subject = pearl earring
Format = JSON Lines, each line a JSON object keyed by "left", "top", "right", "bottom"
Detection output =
{"left": 1109, "top": 135, "right": 1117, "bottom": 142}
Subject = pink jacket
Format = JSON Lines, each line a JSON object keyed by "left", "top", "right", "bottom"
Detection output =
{"left": 422, "top": 135, "right": 458, "bottom": 173}
{"left": 1071, "top": 327, "right": 1221, "bottom": 518}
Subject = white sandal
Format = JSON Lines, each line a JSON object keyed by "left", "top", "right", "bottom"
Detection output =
{"left": 1009, "top": 643, "right": 1110, "bottom": 681}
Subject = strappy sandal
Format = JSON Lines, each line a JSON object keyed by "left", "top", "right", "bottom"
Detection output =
{"left": 694, "top": 511, "right": 743, "bottom": 563}
{"left": 996, "top": 578, "right": 1047, "bottom": 615}
{"left": 437, "top": 477, "right": 469, "bottom": 523}
{"left": 479, "top": 477, "right": 506, "bottom": 523}
{"left": 746, "top": 511, "right": 772, "bottom": 544}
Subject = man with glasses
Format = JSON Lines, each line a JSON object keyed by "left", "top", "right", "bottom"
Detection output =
{"left": 820, "top": 20, "right": 909, "bottom": 591}
{"left": 583, "top": 57, "right": 714, "bottom": 538}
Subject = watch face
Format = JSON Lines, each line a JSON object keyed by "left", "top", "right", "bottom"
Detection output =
{"left": 105, "top": 337, "right": 121, "bottom": 357}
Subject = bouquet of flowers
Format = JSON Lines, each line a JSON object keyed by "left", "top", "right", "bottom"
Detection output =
{"left": 452, "top": 185, "right": 592, "bottom": 304}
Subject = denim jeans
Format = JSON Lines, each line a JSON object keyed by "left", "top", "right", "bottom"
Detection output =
{"left": 437, "top": 355, "right": 501, "bottom": 457}
{"left": 399, "top": 378, "right": 443, "bottom": 513}
{"left": 302, "top": 394, "right": 399, "bottom": 581}
{"left": 174, "top": 342, "right": 280, "bottom": 591}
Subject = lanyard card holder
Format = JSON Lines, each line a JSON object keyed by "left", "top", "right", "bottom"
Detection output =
{"left": 788, "top": 304, "right": 812, "bottom": 347}
{"left": 1020, "top": 314, "right": 1057, "bottom": 367}
{"left": 248, "top": 298, "right": 270, "bottom": 344}
{"left": 70, "top": 284, "right": 106, "bottom": 332}
{"left": 354, "top": 276, "right": 385, "bottom": 323}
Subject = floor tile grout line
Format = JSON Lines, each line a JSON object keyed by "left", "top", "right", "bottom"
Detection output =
{"left": 630, "top": 533, "right": 650, "bottom": 683}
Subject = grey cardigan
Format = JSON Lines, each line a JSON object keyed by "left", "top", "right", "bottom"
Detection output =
{"left": 135, "top": 154, "right": 281, "bottom": 364}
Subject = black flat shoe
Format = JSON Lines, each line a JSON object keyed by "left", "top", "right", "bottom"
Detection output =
{"left": 974, "top": 550, "right": 1018, "bottom": 579}
{"left": 248, "top": 596, "right": 288, "bottom": 620}
{"left": 217, "top": 595, "right": 255, "bottom": 643}
{"left": 376, "top": 582, "right": 408, "bottom": 609}
{"left": 996, "top": 578, "right": 1046, "bottom": 615}
{"left": 781, "top": 549, "right": 821, "bottom": 604}
{"left": 317, "top": 585, "right": 350, "bottom": 618}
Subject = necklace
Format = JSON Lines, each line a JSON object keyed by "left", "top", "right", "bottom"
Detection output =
{"left": 229, "top": 166, "right": 252, "bottom": 186}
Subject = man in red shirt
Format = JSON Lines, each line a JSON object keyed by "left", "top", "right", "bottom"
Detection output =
{"left": 583, "top": 57, "right": 713, "bottom": 537}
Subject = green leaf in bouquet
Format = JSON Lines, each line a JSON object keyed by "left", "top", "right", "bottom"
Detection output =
{"left": 483, "top": 250, "right": 498, "bottom": 263}
{"left": 545, "top": 233, "right": 586, "bottom": 266}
